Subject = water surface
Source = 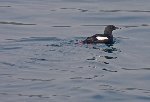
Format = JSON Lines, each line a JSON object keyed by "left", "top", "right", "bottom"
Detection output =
{"left": 0, "top": 0, "right": 150, "bottom": 102}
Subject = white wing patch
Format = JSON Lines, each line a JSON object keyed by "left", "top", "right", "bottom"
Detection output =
{"left": 96, "top": 36, "right": 108, "bottom": 40}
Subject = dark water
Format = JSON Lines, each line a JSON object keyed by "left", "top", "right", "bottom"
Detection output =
{"left": 0, "top": 0, "right": 150, "bottom": 102}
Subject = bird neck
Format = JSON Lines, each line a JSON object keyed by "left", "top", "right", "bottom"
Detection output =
{"left": 104, "top": 30, "right": 112, "bottom": 35}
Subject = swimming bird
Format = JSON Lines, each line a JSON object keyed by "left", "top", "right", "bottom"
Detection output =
{"left": 82, "top": 25, "right": 119, "bottom": 44}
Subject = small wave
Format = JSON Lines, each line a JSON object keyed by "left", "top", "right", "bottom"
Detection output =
{"left": 0, "top": 21, "right": 36, "bottom": 25}
{"left": 29, "top": 58, "right": 48, "bottom": 61}
{"left": 103, "top": 56, "right": 117, "bottom": 59}
{"left": 60, "top": 7, "right": 76, "bottom": 10}
{"left": 99, "top": 9, "right": 150, "bottom": 13}
{"left": 0, "top": 62, "right": 15, "bottom": 67}
{"left": 70, "top": 75, "right": 98, "bottom": 80}
{"left": 0, "top": 46, "right": 22, "bottom": 50}
{"left": 122, "top": 68, "right": 150, "bottom": 71}
{"left": 0, "top": 6, "right": 11, "bottom": 7}
{"left": 81, "top": 24, "right": 110, "bottom": 27}
{"left": 53, "top": 7, "right": 89, "bottom": 13}
{"left": 77, "top": 9, "right": 88, "bottom": 12}
{"left": 52, "top": 26, "right": 71, "bottom": 27}
{"left": 102, "top": 47, "right": 121, "bottom": 53}
{"left": 0, "top": 92, "right": 50, "bottom": 98}
{"left": 18, "top": 78, "right": 55, "bottom": 82}
{"left": 14, "top": 37, "right": 62, "bottom": 42}
{"left": 102, "top": 68, "right": 117, "bottom": 72}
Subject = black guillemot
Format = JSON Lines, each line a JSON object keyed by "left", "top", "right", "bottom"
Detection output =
{"left": 82, "top": 25, "right": 119, "bottom": 44}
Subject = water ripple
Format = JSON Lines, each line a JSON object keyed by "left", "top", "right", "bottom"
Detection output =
{"left": 18, "top": 78, "right": 55, "bottom": 82}
{"left": 122, "top": 68, "right": 150, "bottom": 71}
{"left": 0, "top": 21, "right": 36, "bottom": 25}
{"left": 0, "top": 92, "right": 50, "bottom": 98}
{"left": 99, "top": 9, "right": 150, "bottom": 13}
{"left": 52, "top": 25, "right": 71, "bottom": 27}
{"left": 0, "top": 6, "right": 11, "bottom": 7}
{"left": 13, "top": 37, "right": 62, "bottom": 42}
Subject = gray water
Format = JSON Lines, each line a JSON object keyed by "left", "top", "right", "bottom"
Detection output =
{"left": 0, "top": 0, "right": 150, "bottom": 102}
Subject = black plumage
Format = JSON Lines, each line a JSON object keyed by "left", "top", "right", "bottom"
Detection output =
{"left": 82, "top": 25, "right": 119, "bottom": 44}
